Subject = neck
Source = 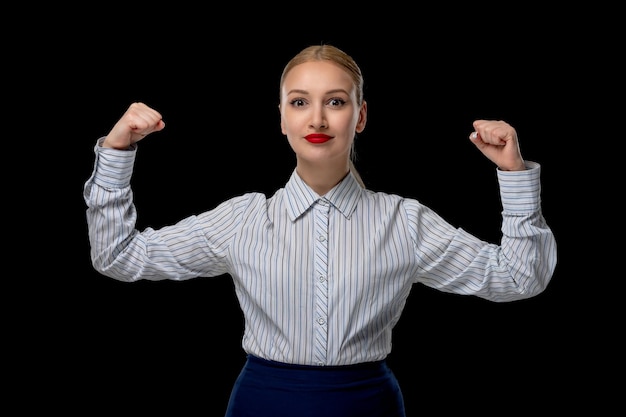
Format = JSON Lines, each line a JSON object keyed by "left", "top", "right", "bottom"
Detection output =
{"left": 296, "top": 161, "right": 350, "bottom": 196}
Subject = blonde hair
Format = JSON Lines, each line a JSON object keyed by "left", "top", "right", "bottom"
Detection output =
{"left": 280, "top": 44, "right": 366, "bottom": 188}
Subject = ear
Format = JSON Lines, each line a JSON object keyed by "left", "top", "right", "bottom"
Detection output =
{"left": 355, "top": 101, "right": 367, "bottom": 133}
{"left": 278, "top": 104, "right": 287, "bottom": 135}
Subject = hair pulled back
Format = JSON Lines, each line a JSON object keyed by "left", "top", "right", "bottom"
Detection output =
{"left": 280, "top": 44, "right": 366, "bottom": 187}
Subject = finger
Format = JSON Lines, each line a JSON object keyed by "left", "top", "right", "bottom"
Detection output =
{"left": 469, "top": 131, "right": 484, "bottom": 147}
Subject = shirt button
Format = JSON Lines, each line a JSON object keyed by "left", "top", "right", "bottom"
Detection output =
{"left": 318, "top": 235, "right": 326, "bottom": 242}
{"left": 319, "top": 275, "right": 326, "bottom": 282}
{"left": 317, "top": 317, "right": 325, "bottom": 325}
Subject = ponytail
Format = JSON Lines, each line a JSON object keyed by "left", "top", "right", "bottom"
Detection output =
{"left": 349, "top": 160, "right": 365, "bottom": 188}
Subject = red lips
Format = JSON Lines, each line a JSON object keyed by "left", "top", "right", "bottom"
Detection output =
{"left": 305, "top": 134, "right": 332, "bottom": 144}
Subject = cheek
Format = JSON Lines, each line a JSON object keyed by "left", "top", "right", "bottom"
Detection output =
{"left": 281, "top": 110, "right": 304, "bottom": 135}
{"left": 331, "top": 113, "right": 357, "bottom": 133}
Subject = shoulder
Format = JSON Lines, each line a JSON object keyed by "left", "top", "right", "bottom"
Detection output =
{"left": 215, "top": 189, "right": 288, "bottom": 218}
{"left": 218, "top": 190, "right": 279, "bottom": 210}
{"left": 362, "top": 188, "right": 413, "bottom": 204}
{"left": 360, "top": 188, "right": 432, "bottom": 219}
{"left": 360, "top": 188, "right": 423, "bottom": 212}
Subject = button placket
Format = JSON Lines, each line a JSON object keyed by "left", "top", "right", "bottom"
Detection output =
{"left": 313, "top": 198, "right": 330, "bottom": 365}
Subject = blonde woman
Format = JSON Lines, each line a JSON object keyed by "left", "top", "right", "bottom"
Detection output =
{"left": 85, "top": 44, "right": 557, "bottom": 417}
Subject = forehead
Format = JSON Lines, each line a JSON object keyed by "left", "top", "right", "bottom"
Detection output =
{"left": 282, "top": 60, "right": 354, "bottom": 94}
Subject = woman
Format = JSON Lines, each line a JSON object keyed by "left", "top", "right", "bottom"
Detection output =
{"left": 84, "top": 44, "right": 557, "bottom": 417}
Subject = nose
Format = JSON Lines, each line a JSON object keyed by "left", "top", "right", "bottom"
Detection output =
{"left": 309, "top": 104, "right": 327, "bottom": 129}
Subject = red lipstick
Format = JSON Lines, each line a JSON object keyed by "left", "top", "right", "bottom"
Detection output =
{"left": 305, "top": 134, "right": 332, "bottom": 144}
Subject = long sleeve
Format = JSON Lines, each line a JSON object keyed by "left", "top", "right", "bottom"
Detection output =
{"left": 405, "top": 161, "right": 557, "bottom": 302}
{"left": 84, "top": 138, "right": 234, "bottom": 282}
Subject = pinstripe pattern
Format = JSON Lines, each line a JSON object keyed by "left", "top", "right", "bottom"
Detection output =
{"left": 85, "top": 141, "right": 557, "bottom": 366}
{"left": 313, "top": 198, "right": 330, "bottom": 365}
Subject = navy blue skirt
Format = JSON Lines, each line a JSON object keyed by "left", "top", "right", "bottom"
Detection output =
{"left": 225, "top": 354, "right": 406, "bottom": 417}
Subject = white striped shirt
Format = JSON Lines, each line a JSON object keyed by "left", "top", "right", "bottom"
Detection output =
{"left": 84, "top": 139, "right": 557, "bottom": 366}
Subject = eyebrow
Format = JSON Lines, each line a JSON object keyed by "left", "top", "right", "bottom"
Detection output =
{"left": 286, "top": 88, "right": 351, "bottom": 96}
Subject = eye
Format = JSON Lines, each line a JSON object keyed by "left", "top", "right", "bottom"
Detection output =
{"left": 327, "top": 98, "right": 346, "bottom": 108}
{"left": 289, "top": 98, "right": 307, "bottom": 107}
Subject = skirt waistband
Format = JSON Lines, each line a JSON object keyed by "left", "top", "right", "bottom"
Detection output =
{"left": 247, "top": 354, "right": 386, "bottom": 371}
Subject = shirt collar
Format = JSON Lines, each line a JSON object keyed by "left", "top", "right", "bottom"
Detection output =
{"left": 284, "top": 169, "right": 363, "bottom": 221}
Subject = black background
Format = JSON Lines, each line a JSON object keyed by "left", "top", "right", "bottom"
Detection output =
{"left": 15, "top": 5, "right": 622, "bottom": 416}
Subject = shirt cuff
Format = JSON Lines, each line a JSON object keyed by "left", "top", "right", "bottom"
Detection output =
{"left": 91, "top": 137, "right": 137, "bottom": 188}
{"left": 497, "top": 161, "right": 542, "bottom": 213}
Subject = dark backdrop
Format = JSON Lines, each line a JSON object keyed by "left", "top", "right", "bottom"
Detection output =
{"left": 20, "top": 7, "right": 621, "bottom": 416}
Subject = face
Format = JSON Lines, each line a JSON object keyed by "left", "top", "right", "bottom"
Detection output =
{"left": 280, "top": 60, "right": 367, "bottom": 169}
